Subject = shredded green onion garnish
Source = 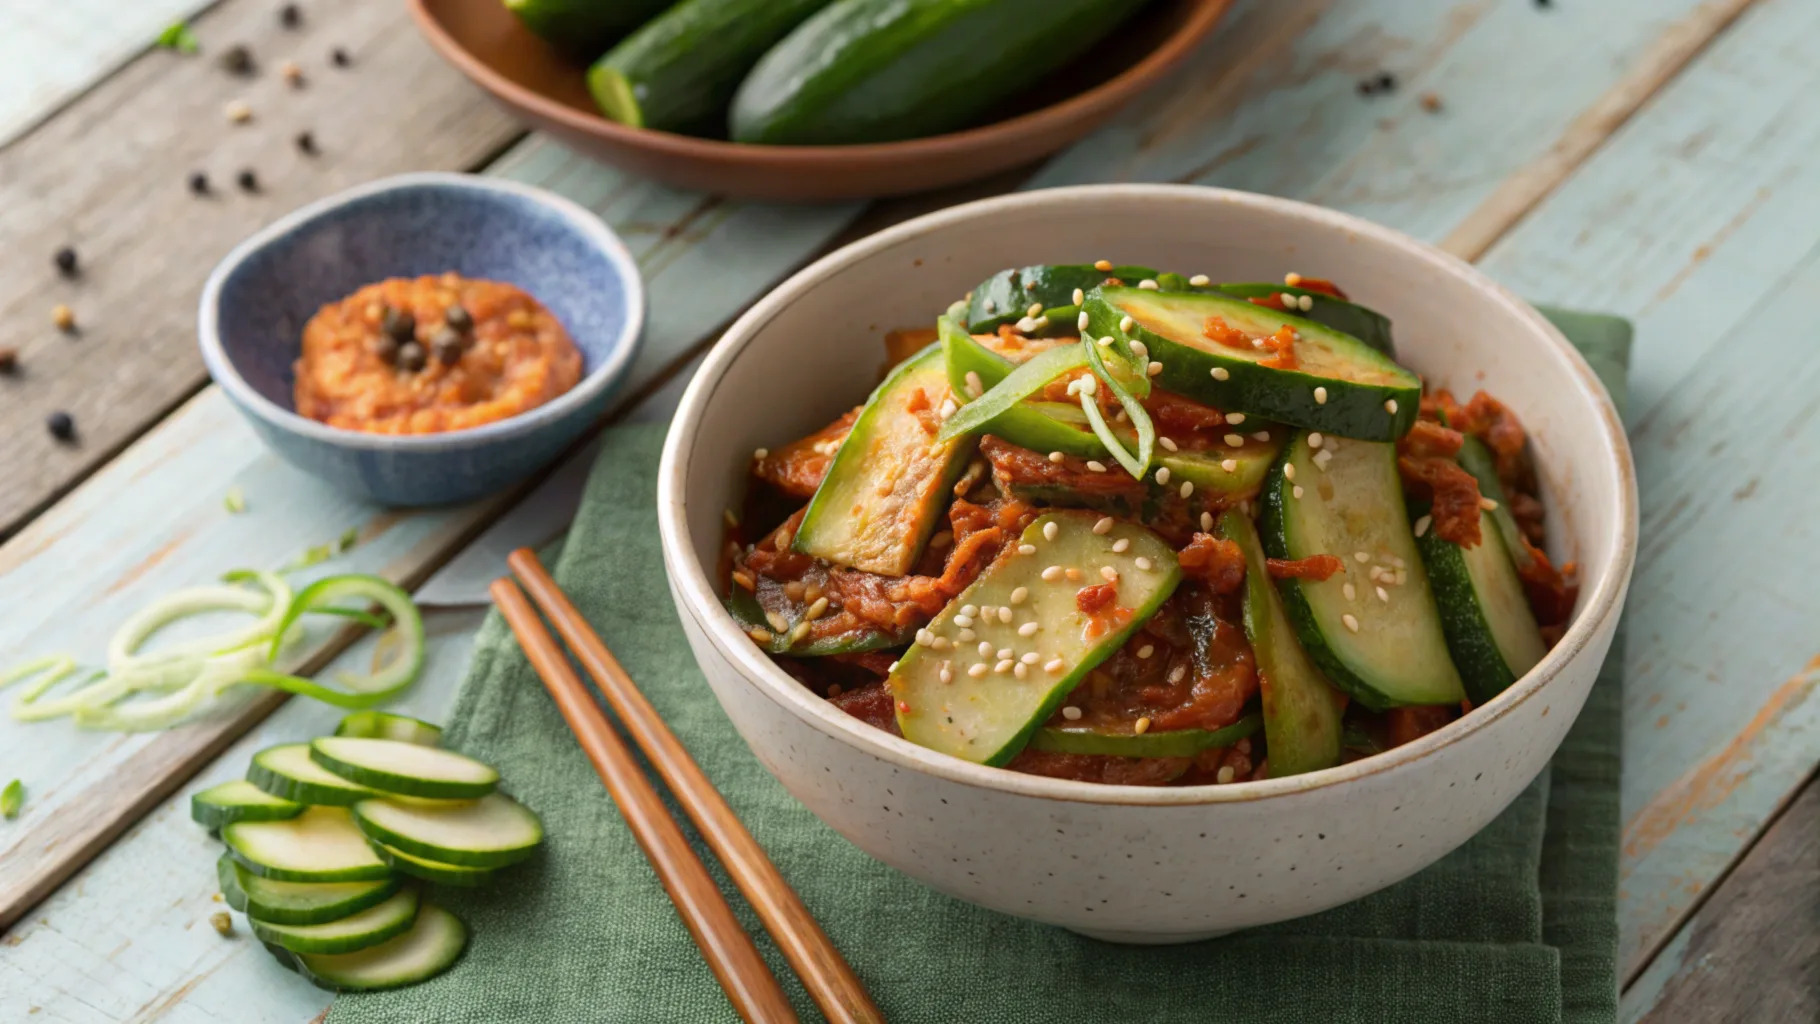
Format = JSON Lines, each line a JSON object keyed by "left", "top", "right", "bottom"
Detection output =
{"left": 936, "top": 326, "right": 1087, "bottom": 443}
{"left": 1080, "top": 333, "right": 1156, "bottom": 478}
{"left": 0, "top": 780, "right": 21, "bottom": 821}
{"left": 155, "top": 21, "right": 198, "bottom": 53}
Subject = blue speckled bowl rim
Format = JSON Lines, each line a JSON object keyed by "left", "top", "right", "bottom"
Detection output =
{"left": 198, "top": 171, "right": 646, "bottom": 451}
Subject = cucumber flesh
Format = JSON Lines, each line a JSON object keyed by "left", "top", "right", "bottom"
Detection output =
{"left": 249, "top": 743, "right": 379, "bottom": 806}
{"left": 1260, "top": 432, "right": 1465, "bottom": 709}
{"left": 1215, "top": 283, "right": 1395, "bottom": 357}
{"left": 372, "top": 841, "right": 498, "bottom": 888}
{"left": 1086, "top": 288, "right": 1420, "bottom": 441}
{"left": 224, "top": 807, "right": 391, "bottom": 883}
{"left": 309, "top": 738, "right": 499, "bottom": 801}
{"left": 334, "top": 711, "right": 442, "bottom": 747}
{"left": 353, "top": 794, "right": 545, "bottom": 869}
{"left": 251, "top": 887, "right": 422, "bottom": 956}
{"left": 794, "top": 344, "right": 974, "bottom": 576}
{"left": 1416, "top": 499, "right": 1547, "bottom": 706}
{"left": 889, "top": 511, "right": 1184, "bottom": 765}
{"left": 1218, "top": 511, "right": 1343, "bottom": 777}
{"left": 291, "top": 903, "right": 468, "bottom": 993}
{"left": 217, "top": 854, "right": 401, "bottom": 926}
{"left": 192, "top": 780, "right": 304, "bottom": 829}
{"left": 1029, "top": 713, "right": 1261, "bottom": 758}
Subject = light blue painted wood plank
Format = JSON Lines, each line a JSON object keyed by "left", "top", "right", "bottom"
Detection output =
{"left": 1474, "top": 0, "right": 1820, "bottom": 978}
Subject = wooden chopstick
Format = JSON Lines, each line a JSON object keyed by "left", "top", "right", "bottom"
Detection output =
{"left": 489, "top": 578, "right": 800, "bottom": 1024}
{"left": 507, "top": 548, "right": 885, "bottom": 1024}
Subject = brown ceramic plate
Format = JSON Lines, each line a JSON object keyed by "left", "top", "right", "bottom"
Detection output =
{"left": 408, "top": 0, "right": 1232, "bottom": 200}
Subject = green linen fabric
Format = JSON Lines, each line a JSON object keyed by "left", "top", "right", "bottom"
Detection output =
{"left": 332, "top": 312, "right": 1630, "bottom": 1024}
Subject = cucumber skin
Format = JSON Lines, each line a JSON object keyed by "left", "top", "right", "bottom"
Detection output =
{"left": 247, "top": 746, "right": 376, "bottom": 807}
{"left": 225, "top": 845, "right": 392, "bottom": 885}
{"left": 191, "top": 782, "right": 303, "bottom": 830}
{"left": 1030, "top": 713, "right": 1261, "bottom": 758}
{"left": 1215, "top": 283, "right": 1396, "bottom": 358}
{"left": 1415, "top": 517, "right": 1517, "bottom": 706}
{"left": 504, "top": 0, "right": 670, "bottom": 61}
{"left": 351, "top": 798, "right": 544, "bottom": 869}
{"left": 724, "top": 590, "right": 906, "bottom": 656}
{"left": 308, "top": 740, "right": 499, "bottom": 802}
{"left": 1085, "top": 291, "right": 1420, "bottom": 442}
{"left": 731, "top": 0, "right": 1152, "bottom": 145}
{"left": 371, "top": 843, "right": 497, "bottom": 889}
{"left": 289, "top": 904, "right": 469, "bottom": 993}
{"left": 217, "top": 854, "right": 402, "bottom": 926}
{"left": 250, "top": 889, "right": 422, "bottom": 956}
{"left": 587, "top": 0, "right": 833, "bottom": 134}
{"left": 966, "top": 265, "right": 1160, "bottom": 333}
{"left": 334, "top": 712, "right": 442, "bottom": 747}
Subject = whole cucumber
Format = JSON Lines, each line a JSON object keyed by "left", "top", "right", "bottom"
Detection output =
{"left": 588, "top": 0, "right": 836, "bottom": 135}
{"left": 730, "top": 0, "right": 1152, "bottom": 145}
{"left": 503, "top": 0, "right": 671, "bottom": 62}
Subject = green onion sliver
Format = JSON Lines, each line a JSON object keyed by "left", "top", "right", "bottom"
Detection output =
{"left": 1, "top": 779, "right": 21, "bottom": 820}
{"left": 937, "top": 326, "right": 1088, "bottom": 443}
{"left": 1081, "top": 335, "right": 1156, "bottom": 478}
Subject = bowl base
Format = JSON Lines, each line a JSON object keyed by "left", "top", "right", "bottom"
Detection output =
{"left": 1066, "top": 926, "right": 1240, "bottom": 945}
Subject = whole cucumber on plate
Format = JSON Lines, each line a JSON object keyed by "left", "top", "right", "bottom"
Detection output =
{"left": 504, "top": 0, "right": 673, "bottom": 62}
{"left": 588, "top": 0, "right": 836, "bottom": 134}
{"left": 731, "top": 0, "right": 1153, "bottom": 145}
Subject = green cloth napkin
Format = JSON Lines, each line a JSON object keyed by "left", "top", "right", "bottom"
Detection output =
{"left": 332, "top": 311, "right": 1630, "bottom": 1024}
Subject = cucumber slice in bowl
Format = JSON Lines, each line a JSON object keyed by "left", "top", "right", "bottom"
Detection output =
{"left": 1030, "top": 713, "right": 1261, "bottom": 758}
{"left": 1086, "top": 288, "right": 1420, "bottom": 441}
{"left": 289, "top": 903, "right": 468, "bottom": 993}
{"left": 1259, "top": 432, "right": 1466, "bottom": 710}
{"left": 1215, "top": 282, "right": 1396, "bottom": 357}
{"left": 248, "top": 743, "right": 379, "bottom": 806}
{"left": 309, "top": 738, "right": 499, "bottom": 801}
{"left": 371, "top": 842, "right": 499, "bottom": 888}
{"left": 963, "top": 263, "right": 1160, "bottom": 333}
{"left": 334, "top": 711, "right": 442, "bottom": 747}
{"left": 251, "top": 886, "right": 421, "bottom": 955}
{"left": 217, "top": 854, "right": 401, "bottom": 925}
{"left": 889, "top": 511, "right": 1184, "bottom": 766}
{"left": 225, "top": 807, "right": 391, "bottom": 883}
{"left": 353, "top": 794, "right": 544, "bottom": 869}
{"left": 191, "top": 780, "right": 303, "bottom": 829}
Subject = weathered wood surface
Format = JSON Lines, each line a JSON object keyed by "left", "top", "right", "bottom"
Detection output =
{"left": 3, "top": 0, "right": 1815, "bottom": 1019}
{"left": 0, "top": 0, "right": 523, "bottom": 538}
{"left": 1625, "top": 773, "right": 1818, "bottom": 1023}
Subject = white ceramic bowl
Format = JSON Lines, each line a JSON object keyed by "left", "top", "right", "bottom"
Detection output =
{"left": 658, "top": 184, "right": 1637, "bottom": 942}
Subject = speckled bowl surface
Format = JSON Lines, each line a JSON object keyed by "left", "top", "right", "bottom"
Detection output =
{"left": 659, "top": 184, "right": 1638, "bottom": 942}
{"left": 200, "top": 172, "right": 644, "bottom": 506}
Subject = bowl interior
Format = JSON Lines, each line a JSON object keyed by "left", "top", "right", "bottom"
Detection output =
{"left": 421, "top": 0, "right": 1212, "bottom": 147}
{"left": 669, "top": 186, "right": 1631, "bottom": 791}
{"left": 213, "top": 179, "right": 638, "bottom": 415}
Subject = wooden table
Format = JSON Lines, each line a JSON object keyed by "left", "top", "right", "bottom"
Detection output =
{"left": 1, "top": 1, "right": 1814, "bottom": 1021}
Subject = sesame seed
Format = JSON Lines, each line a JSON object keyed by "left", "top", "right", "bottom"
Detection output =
{"left": 1293, "top": 485, "right": 1305, "bottom": 499}
{"left": 965, "top": 371, "right": 983, "bottom": 396}
{"left": 1376, "top": 586, "right": 1391, "bottom": 602}
{"left": 1016, "top": 316, "right": 1043, "bottom": 333}
{"left": 1227, "top": 413, "right": 1246, "bottom": 425}
{"left": 1159, "top": 436, "right": 1179, "bottom": 452}
{"left": 1385, "top": 398, "right": 1399, "bottom": 414}
{"left": 1167, "top": 661, "right": 1187, "bottom": 683}
{"left": 1285, "top": 272, "right": 1303, "bottom": 286}
{"left": 1155, "top": 466, "right": 1172, "bottom": 485}
{"left": 749, "top": 628, "right": 773, "bottom": 643}
{"left": 1355, "top": 551, "right": 1370, "bottom": 563}
{"left": 1043, "top": 521, "right": 1059, "bottom": 541}
{"left": 940, "top": 398, "right": 958, "bottom": 418}
{"left": 995, "top": 659, "right": 1014, "bottom": 674}
{"left": 1112, "top": 538, "right": 1130, "bottom": 554}
{"left": 1391, "top": 556, "right": 1405, "bottom": 568}
{"left": 953, "top": 614, "right": 974, "bottom": 629}
{"left": 732, "top": 570, "right": 756, "bottom": 591}
{"left": 1093, "top": 517, "right": 1114, "bottom": 535}
{"left": 1216, "top": 766, "right": 1235, "bottom": 784}
{"left": 1480, "top": 497, "right": 1500, "bottom": 510}
{"left": 766, "top": 611, "right": 789, "bottom": 633}
{"left": 1147, "top": 361, "right": 1163, "bottom": 377}
{"left": 790, "top": 622, "right": 811, "bottom": 643}
{"left": 754, "top": 447, "right": 769, "bottom": 459}
{"left": 1221, "top": 459, "right": 1239, "bottom": 472}
{"left": 999, "top": 607, "right": 1014, "bottom": 624}
{"left": 1062, "top": 704, "right": 1084, "bottom": 719}
{"left": 916, "top": 629, "right": 935, "bottom": 646}
{"left": 1049, "top": 450, "right": 1066, "bottom": 464}
{"left": 1135, "top": 556, "right": 1153, "bottom": 571}
{"left": 1136, "top": 716, "right": 1154, "bottom": 734}
{"left": 1343, "top": 583, "right": 1356, "bottom": 601}
{"left": 960, "top": 604, "right": 977, "bottom": 617}
{"left": 979, "top": 641, "right": 994, "bottom": 657}
{"left": 958, "top": 629, "right": 975, "bottom": 642}
{"left": 1010, "top": 586, "right": 1029, "bottom": 605}
{"left": 1342, "top": 613, "right": 1360, "bottom": 633}
{"left": 969, "top": 663, "right": 989, "bottom": 678}
{"left": 1101, "top": 565, "right": 1119, "bottom": 582}
{"left": 1315, "top": 386, "right": 1328, "bottom": 405}
{"left": 1094, "top": 260, "right": 1113, "bottom": 271}
{"left": 1130, "top": 341, "right": 1148, "bottom": 359}
{"left": 1014, "top": 662, "right": 1029, "bottom": 679}
{"left": 1137, "top": 278, "right": 1160, "bottom": 290}
{"left": 1119, "top": 315, "right": 1134, "bottom": 333}
{"left": 1046, "top": 659, "right": 1067, "bottom": 674}
{"left": 1175, "top": 480, "right": 1192, "bottom": 500}
{"left": 1224, "top": 433, "right": 1245, "bottom": 447}
{"left": 1018, "top": 622, "right": 1039, "bottom": 637}
{"left": 1066, "top": 567, "right": 1083, "bottom": 582}
{"left": 1211, "top": 367, "right": 1231, "bottom": 381}
{"left": 1284, "top": 463, "right": 1297, "bottom": 481}
{"left": 932, "top": 636, "right": 951, "bottom": 650}
{"left": 1018, "top": 544, "right": 1037, "bottom": 555}
{"left": 1308, "top": 432, "right": 1324, "bottom": 448}
{"left": 939, "top": 666, "right": 953, "bottom": 683}
{"left": 1189, "top": 274, "right": 1211, "bottom": 287}
{"left": 1087, "top": 460, "right": 1107, "bottom": 473}
{"left": 1201, "top": 511, "right": 1215, "bottom": 531}
{"left": 1021, "top": 652, "right": 1040, "bottom": 665}
{"left": 888, "top": 661, "right": 899, "bottom": 673}
{"left": 225, "top": 99, "right": 253, "bottom": 123}
{"left": 1027, "top": 302, "right": 1044, "bottom": 318}
{"left": 1077, "top": 311, "right": 1090, "bottom": 331}
{"left": 1414, "top": 515, "right": 1432, "bottom": 538}
{"left": 805, "top": 596, "right": 830, "bottom": 620}
{"left": 1254, "top": 431, "right": 1271, "bottom": 442}
{"left": 1097, "top": 335, "right": 1113, "bottom": 347}
{"left": 1314, "top": 449, "right": 1334, "bottom": 470}
{"left": 1072, "top": 288, "right": 1085, "bottom": 305}
{"left": 1043, "top": 565, "right": 1064, "bottom": 582}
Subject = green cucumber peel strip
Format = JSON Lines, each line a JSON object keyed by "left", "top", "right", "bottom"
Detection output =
{"left": 251, "top": 575, "right": 424, "bottom": 708}
{"left": 251, "top": 886, "right": 423, "bottom": 956}
{"left": 1030, "top": 712, "right": 1262, "bottom": 758}
{"left": 937, "top": 320, "right": 1088, "bottom": 442}
{"left": 192, "top": 779, "right": 304, "bottom": 829}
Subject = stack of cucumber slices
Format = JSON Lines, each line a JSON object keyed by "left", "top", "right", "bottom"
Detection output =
{"left": 191, "top": 711, "right": 544, "bottom": 991}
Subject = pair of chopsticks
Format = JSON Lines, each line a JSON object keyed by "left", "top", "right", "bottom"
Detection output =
{"left": 491, "top": 548, "right": 883, "bottom": 1024}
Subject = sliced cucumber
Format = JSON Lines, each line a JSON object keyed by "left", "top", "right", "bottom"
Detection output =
{"left": 290, "top": 903, "right": 468, "bottom": 993}
{"left": 334, "top": 711, "right": 443, "bottom": 747}
{"left": 251, "top": 887, "right": 421, "bottom": 956}
{"left": 964, "top": 263, "right": 1160, "bottom": 334}
{"left": 353, "top": 794, "right": 544, "bottom": 869}
{"left": 217, "top": 854, "right": 401, "bottom": 926}
{"left": 1218, "top": 511, "right": 1343, "bottom": 777}
{"left": 794, "top": 343, "right": 974, "bottom": 576}
{"left": 1086, "top": 287, "right": 1420, "bottom": 441}
{"left": 224, "top": 807, "right": 391, "bottom": 883}
{"left": 723, "top": 587, "right": 904, "bottom": 656}
{"left": 248, "top": 743, "right": 379, "bottom": 806}
{"left": 1259, "top": 432, "right": 1466, "bottom": 709}
{"left": 1455, "top": 434, "right": 1535, "bottom": 572}
{"left": 191, "top": 780, "right": 303, "bottom": 829}
{"left": 1029, "top": 713, "right": 1261, "bottom": 758}
{"left": 309, "top": 738, "right": 499, "bottom": 801}
{"left": 371, "top": 842, "right": 499, "bottom": 888}
{"left": 1215, "top": 283, "right": 1395, "bottom": 357}
{"left": 889, "top": 511, "right": 1183, "bottom": 765}
{"left": 1415, "top": 505, "right": 1547, "bottom": 705}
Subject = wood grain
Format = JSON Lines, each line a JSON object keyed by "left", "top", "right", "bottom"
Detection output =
{"left": 0, "top": 0, "right": 521, "bottom": 538}
{"left": 492, "top": 578, "right": 800, "bottom": 1024}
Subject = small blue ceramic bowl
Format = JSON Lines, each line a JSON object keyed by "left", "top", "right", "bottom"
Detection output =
{"left": 200, "top": 172, "right": 644, "bottom": 505}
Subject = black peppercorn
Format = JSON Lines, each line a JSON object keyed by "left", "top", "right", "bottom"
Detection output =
{"left": 444, "top": 304, "right": 473, "bottom": 333}
{"left": 280, "top": 3, "right": 302, "bottom": 27}
{"left": 188, "top": 171, "right": 210, "bottom": 195}
{"left": 330, "top": 47, "right": 350, "bottom": 67}
{"left": 295, "top": 131, "right": 317, "bottom": 155}
{"left": 0, "top": 347, "right": 18, "bottom": 375}
{"left": 1375, "top": 72, "right": 1397, "bottom": 92}
{"left": 53, "top": 247, "right": 78, "bottom": 277}
{"left": 381, "top": 307, "right": 416, "bottom": 342}
{"left": 430, "top": 326, "right": 463, "bottom": 365}
{"left": 237, "top": 168, "right": 260, "bottom": 193}
{"left": 1356, "top": 78, "right": 1376, "bottom": 96}
{"left": 373, "top": 331, "right": 399, "bottom": 364}
{"left": 396, "top": 341, "right": 426, "bottom": 372}
{"left": 219, "top": 44, "right": 255, "bottom": 76}
{"left": 46, "top": 411, "right": 75, "bottom": 441}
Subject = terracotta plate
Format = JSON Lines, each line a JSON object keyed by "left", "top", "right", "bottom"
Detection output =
{"left": 408, "top": 0, "right": 1232, "bottom": 201}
